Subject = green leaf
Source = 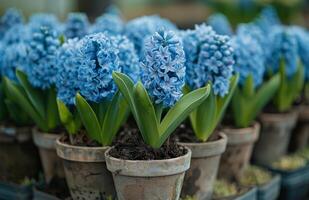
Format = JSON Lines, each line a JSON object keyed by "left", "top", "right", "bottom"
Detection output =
{"left": 133, "top": 82, "right": 159, "bottom": 147}
{"left": 243, "top": 75, "right": 254, "bottom": 97}
{"left": 193, "top": 89, "right": 217, "bottom": 141}
{"left": 101, "top": 92, "right": 123, "bottom": 146}
{"left": 57, "top": 99, "right": 80, "bottom": 134}
{"left": 16, "top": 70, "right": 45, "bottom": 119}
{"left": 112, "top": 72, "right": 149, "bottom": 142}
{"left": 5, "top": 99, "right": 31, "bottom": 125}
{"left": 3, "top": 77, "right": 47, "bottom": 131}
{"left": 0, "top": 83, "right": 8, "bottom": 121}
{"left": 76, "top": 93, "right": 102, "bottom": 142}
{"left": 216, "top": 74, "right": 239, "bottom": 123}
{"left": 250, "top": 74, "right": 280, "bottom": 123}
{"left": 46, "top": 88, "right": 60, "bottom": 130}
{"left": 158, "top": 85, "right": 211, "bottom": 147}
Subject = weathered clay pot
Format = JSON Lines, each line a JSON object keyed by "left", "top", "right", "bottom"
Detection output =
{"left": 105, "top": 146, "right": 191, "bottom": 200}
{"left": 289, "top": 105, "right": 309, "bottom": 152}
{"left": 32, "top": 128, "right": 64, "bottom": 183}
{"left": 0, "top": 125, "right": 41, "bottom": 182}
{"left": 179, "top": 132, "right": 227, "bottom": 200}
{"left": 252, "top": 110, "right": 298, "bottom": 166}
{"left": 56, "top": 138, "right": 116, "bottom": 200}
{"left": 219, "top": 122, "right": 260, "bottom": 180}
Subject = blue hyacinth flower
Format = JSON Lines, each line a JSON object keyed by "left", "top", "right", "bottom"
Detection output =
{"left": 232, "top": 34, "right": 265, "bottom": 88}
{"left": 0, "top": 8, "right": 24, "bottom": 39}
{"left": 90, "top": 14, "right": 124, "bottom": 35}
{"left": 141, "top": 30, "right": 185, "bottom": 107}
{"left": 76, "top": 33, "right": 121, "bottom": 103}
{"left": 125, "top": 15, "right": 177, "bottom": 55}
{"left": 207, "top": 13, "right": 233, "bottom": 36}
{"left": 64, "top": 13, "right": 89, "bottom": 39}
{"left": 182, "top": 24, "right": 234, "bottom": 97}
{"left": 27, "top": 27, "right": 61, "bottom": 89}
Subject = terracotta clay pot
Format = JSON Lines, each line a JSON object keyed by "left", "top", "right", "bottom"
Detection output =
{"left": 32, "top": 128, "right": 64, "bottom": 183}
{"left": 289, "top": 105, "right": 309, "bottom": 152}
{"left": 253, "top": 110, "right": 298, "bottom": 166}
{"left": 0, "top": 125, "right": 41, "bottom": 182}
{"left": 105, "top": 146, "right": 191, "bottom": 200}
{"left": 179, "top": 132, "right": 227, "bottom": 200}
{"left": 56, "top": 138, "right": 116, "bottom": 200}
{"left": 219, "top": 122, "right": 260, "bottom": 180}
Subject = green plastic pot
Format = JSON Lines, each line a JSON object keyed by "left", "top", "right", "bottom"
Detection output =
{"left": 257, "top": 174, "right": 281, "bottom": 200}
{"left": 0, "top": 181, "right": 32, "bottom": 200}
{"left": 268, "top": 164, "right": 309, "bottom": 200}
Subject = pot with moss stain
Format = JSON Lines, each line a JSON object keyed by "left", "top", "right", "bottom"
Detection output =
{"left": 219, "top": 122, "right": 260, "bottom": 180}
{"left": 0, "top": 125, "right": 41, "bottom": 183}
{"left": 105, "top": 146, "right": 191, "bottom": 200}
{"left": 179, "top": 132, "right": 227, "bottom": 200}
{"left": 32, "top": 128, "right": 64, "bottom": 183}
{"left": 290, "top": 105, "right": 309, "bottom": 152}
{"left": 56, "top": 138, "right": 116, "bottom": 200}
{"left": 252, "top": 110, "right": 298, "bottom": 166}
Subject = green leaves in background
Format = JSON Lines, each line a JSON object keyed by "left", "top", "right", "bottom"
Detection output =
{"left": 57, "top": 99, "right": 81, "bottom": 135}
{"left": 189, "top": 75, "right": 239, "bottom": 142}
{"left": 0, "top": 83, "right": 8, "bottom": 121}
{"left": 232, "top": 74, "right": 280, "bottom": 128}
{"left": 74, "top": 91, "right": 129, "bottom": 146}
{"left": 273, "top": 61, "right": 304, "bottom": 112}
{"left": 3, "top": 70, "right": 60, "bottom": 132}
{"left": 113, "top": 72, "right": 210, "bottom": 148}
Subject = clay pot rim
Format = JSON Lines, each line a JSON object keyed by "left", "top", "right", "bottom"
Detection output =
{"left": 32, "top": 128, "right": 60, "bottom": 149}
{"left": 260, "top": 108, "right": 299, "bottom": 123}
{"left": 222, "top": 122, "right": 260, "bottom": 145}
{"left": 55, "top": 137, "right": 108, "bottom": 162}
{"left": 105, "top": 146, "right": 191, "bottom": 177}
{"left": 178, "top": 132, "right": 227, "bottom": 158}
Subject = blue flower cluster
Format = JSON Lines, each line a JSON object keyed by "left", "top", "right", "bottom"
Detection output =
{"left": 1, "top": 43, "right": 28, "bottom": 81}
{"left": 291, "top": 26, "right": 309, "bottom": 81}
{"left": 27, "top": 27, "right": 61, "bottom": 89}
{"left": 0, "top": 8, "right": 24, "bottom": 39}
{"left": 64, "top": 13, "right": 89, "bottom": 39}
{"left": 28, "top": 13, "right": 61, "bottom": 34}
{"left": 55, "top": 39, "right": 80, "bottom": 105}
{"left": 182, "top": 24, "right": 234, "bottom": 97}
{"left": 232, "top": 34, "right": 265, "bottom": 88}
{"left": 255, "top": 6, "right": 280, "bottom": 33}
{"left": 207, "top": 13, "right": 233, "bottom": 36}
{"left": 91, "top": 14, "right": 124, "bottom": 35}
{"left": 76, "top": 33, "right": 121, "bottom": 103}
{"left": 1, "top": 22, "right": 30, "bottom": 81}
{"left": 125, "top": 15, "right": 177, "bottom": 55}
{"left": 267, "top": 26, "right": 298, "bottom": 78}
{"left": 113, "top": 35, "right": 140, "bottom": 83}
{"left": 141, "top": 30, "right": 185, "bottom": 107}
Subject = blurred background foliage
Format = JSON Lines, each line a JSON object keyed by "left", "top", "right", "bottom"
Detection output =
{"left": 0, "top": 0, "right": 308, "bottom": 28}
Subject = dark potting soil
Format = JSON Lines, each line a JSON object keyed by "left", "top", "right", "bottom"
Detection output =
{"left": 110, "top": 128, "right": 187, "bottom": 160}
{"left": 60, "top": 130, "right": 101, "bottom": 147}
{"left": 171, "top": 123, "right": 220, "bottom": 143}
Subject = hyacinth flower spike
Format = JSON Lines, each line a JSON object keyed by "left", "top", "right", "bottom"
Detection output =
{"left": 182, "top": 24, "right": 238, "bottom": 142}
{"left": 55, "top": 33, "right": 138, "bottom": 146}
{"left": 4, "top": 27, "right": 61, "bottom": 132}
{"left": 230, "top": 33, "right": 280, "bottom": 128}
{"left": 268, "top": 27, "right": 305, "bottom": 112}
{"left": 113, "top": 30, "right": 210, "bottom": 148}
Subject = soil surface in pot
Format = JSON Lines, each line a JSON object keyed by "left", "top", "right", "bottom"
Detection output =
{"left": 172, "top": 123, "right": 220, "bottom": 143}
{"left": 110, "top": 128, "right": 187, "bottom": 160}
{"left": 60, "top": 130, "right": 101, "bottom": 147}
